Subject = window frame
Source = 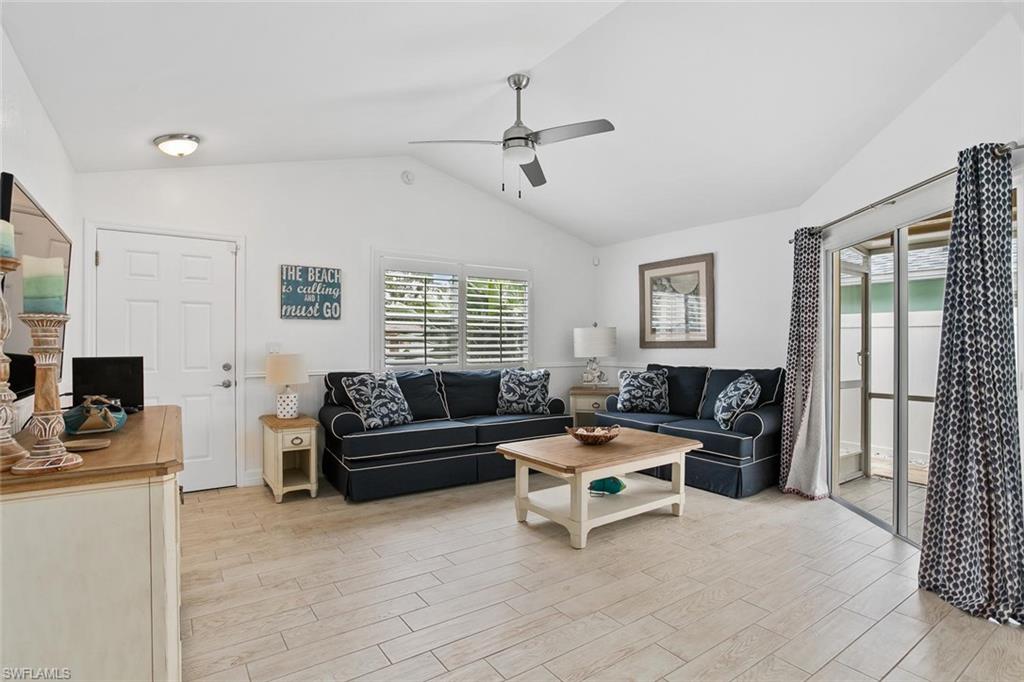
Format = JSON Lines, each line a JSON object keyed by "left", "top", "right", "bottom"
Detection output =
{"left": 373, "top": 253, "right": 533, "bottom": 371}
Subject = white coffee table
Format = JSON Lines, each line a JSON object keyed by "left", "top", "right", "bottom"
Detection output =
{"left": 498, "top": 429, "right": 702, "bottom": 548}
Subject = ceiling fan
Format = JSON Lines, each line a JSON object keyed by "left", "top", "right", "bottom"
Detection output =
{"left": 409, "top": 73, "right": 614, "bottom": 189}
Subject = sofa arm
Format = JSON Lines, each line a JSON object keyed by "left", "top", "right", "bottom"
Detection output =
{"left": 547, "top": 397, "right": 566, "bottom": 415}
{"left": 732, "top": 404, "right": 782, "bottom": 438}
{"left": 319, "top": 404, "right": 365, "bottom": 439}
{"left": 604, "top": 394, "right": 621, "bottom": 412}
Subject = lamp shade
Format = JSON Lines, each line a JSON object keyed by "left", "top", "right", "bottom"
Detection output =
{"left": 265, "top": 353, "right": 308, "bottom": 386}
{"left": 573, "top": 326, "right": 617, "bottom": 358}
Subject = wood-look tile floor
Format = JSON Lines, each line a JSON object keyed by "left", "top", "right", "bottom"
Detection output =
{"left": 180, "top": 475, "right": 1023, "bottom": 682}
{"left": 837, "top": 477, "right": 927, "bottom": 545}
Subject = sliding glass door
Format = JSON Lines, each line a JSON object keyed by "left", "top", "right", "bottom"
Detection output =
{"left": 833, "top": 234, "right": 896, "bottom": 532}
{"left": 830, "top": 196, "right": 1019, "bottom": 543}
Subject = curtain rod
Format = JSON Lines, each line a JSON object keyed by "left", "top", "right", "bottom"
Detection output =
{"left": 789, "top": 141, "right": 1021, "bottom": 244}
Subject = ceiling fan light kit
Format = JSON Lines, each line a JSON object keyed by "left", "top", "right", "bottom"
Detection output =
{"left": 409, "top": 73, "right": 614, "bottom": 193}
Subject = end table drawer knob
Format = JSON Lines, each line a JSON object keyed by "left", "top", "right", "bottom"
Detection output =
{"left": 281, "top": 431, "right": 311, "bottom": 448}
{"left": 591, "top": 401, "right": 601, "bottom": 409}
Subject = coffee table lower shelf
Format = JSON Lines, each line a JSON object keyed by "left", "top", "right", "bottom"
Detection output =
{"left": 524, "top": 473, "right": 680, "bottom": 547}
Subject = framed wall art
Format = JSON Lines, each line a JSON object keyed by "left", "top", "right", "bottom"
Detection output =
{"left": 638, "top": 253, "right": 715, "bottom": 348}
{"left": 280, "top": 264, "right": 342, "bottom": 320}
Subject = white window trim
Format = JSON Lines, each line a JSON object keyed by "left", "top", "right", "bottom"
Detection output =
{"left": 372, "top": 251, "right": 534, "bottom": 371}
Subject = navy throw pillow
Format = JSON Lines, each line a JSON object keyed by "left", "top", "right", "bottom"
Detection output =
{"left": 713, "top": 373, "right": 761, "bottom": 429}
{"left": 617, "top": 368, "right": 670, "bottom": 413}
{"left": 339, "top": 372, "right": 413, "bottom": 430}
{"left": 497, "top": 368, "right": 550, "bottom": 415}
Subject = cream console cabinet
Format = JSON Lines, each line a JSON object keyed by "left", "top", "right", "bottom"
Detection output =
{"left": 0, "top": 406, "right": 184, "bottom": 681}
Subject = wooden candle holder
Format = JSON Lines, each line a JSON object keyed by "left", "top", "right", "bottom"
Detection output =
{"left": 0, "top": 256, "right": 29, "bottom": 472}
{"left": 10, "top": 313, "right": 80, "bottom": 474}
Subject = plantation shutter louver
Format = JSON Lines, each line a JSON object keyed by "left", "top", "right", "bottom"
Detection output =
{"left": 650, "top": 289, "right": 706, "bottom": 337}
{"left": 465, "top": 276, "right": 529, "bottom": 365}
{"left": 383, "top": 270, "right": 460, "bottom": 367}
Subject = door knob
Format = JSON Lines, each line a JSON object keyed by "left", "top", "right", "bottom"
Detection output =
{"left": 213, "top": 379, "right": 233, "bottom": 388}
{"left": 222, "top": 362, "right": 233, "bottom": 371}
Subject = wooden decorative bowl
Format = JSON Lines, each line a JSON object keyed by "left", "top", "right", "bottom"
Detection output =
{"left": 566, "top": 425, "right": 620, "bottom": 446}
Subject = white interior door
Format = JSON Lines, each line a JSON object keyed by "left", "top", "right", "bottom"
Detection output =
{"left": 95, "top": 229, "right": 237, "bottom": 491}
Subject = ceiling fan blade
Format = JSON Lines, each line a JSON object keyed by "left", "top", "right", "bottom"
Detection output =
{"left": 408, "top": 139, "right": 501, "bottom": 145}
{"left": 520, "top": 157, "right": 547, "bottom": 187}
{"left": 529, "top": 119, "right": 614, "bottom": 145}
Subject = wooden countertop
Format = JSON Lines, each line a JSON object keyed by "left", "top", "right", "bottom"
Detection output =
{"left": 0, "top": 405, "right": 184, "bottom": 496}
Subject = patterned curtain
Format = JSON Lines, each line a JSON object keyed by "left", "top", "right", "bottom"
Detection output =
{"left": 918, "top": 143, "right": 1023, "bottom": 623}
{"left": 780, "top": 227, "right": 829, "bottom": 499}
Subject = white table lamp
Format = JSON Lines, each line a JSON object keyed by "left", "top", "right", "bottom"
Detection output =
{"left": 573, "top": 324, "right": 617, "bottom": 384}
{"left": 266, "top": 353, "right": 308, "bottom": 419}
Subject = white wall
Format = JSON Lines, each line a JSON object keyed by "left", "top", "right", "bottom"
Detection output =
{"left": 801, "top": 14, "right": 1023, "bottom": 228}
{"left": 1, "top": 29, "right": 78, "bottom": 424}
{"left": 75, "top": 158, "right": 598, "bottom": 484}
{"left": 596, "top": 208, "right": 798, "bottom": 374}
{"left": 804, "top": 13, "right": 1024, "bottom": 460}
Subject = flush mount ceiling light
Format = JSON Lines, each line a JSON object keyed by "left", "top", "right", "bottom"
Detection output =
{"left": 153, "top": 133, "right": 200, "bottom": 157}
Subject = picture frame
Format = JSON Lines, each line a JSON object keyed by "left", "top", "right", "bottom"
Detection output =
{"left": 638, "top": 253, "right": 715, "bottom": 348}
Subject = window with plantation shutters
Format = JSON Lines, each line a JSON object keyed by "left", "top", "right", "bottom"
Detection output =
{"left": 383, "top": 270, "right": 460, "bottom": 367}
{"left": 465, "top": 276, "right": 529, "bottom": 365}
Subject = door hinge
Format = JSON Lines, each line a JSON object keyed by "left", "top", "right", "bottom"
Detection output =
{"left": 94, "top": 250, "right": 100, "bottom": 266}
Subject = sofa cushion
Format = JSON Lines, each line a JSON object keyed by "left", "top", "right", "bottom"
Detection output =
{"left": 457, "top": 413, "right": 573, "bottom": 445}
{"left": 324, "top": 370, "right": 374, "bottom": 408}
{"left": 395, "top": 369, "right": 449, "bottom": 421}
{"left": 341, "top": 420, "right": 477, "bottom": 459}
{"left": 439, "top": 369, "right": 502, "bottom": 418}
{"left": 617, "top": 368, "right": 670, "bottom": 413}
{"left": 698, "top": 368, "right": 783, "bottom": 420}
{"left": 595, "top": 411, "right": 681, "bottom": 431}
{"left": 647, "top": 364, "right": 709, "bottom": 418}
{"left": 713, "top": 373, "right": 761, "bottom": 429}
{"left": 327, "top": 370, "right": 448, "bottom": 421}
{"left": 658, "top": 419, "right": 754, "bottom": 461}
{"left": 497, "top": 368, "right": 550, "bottom": 415}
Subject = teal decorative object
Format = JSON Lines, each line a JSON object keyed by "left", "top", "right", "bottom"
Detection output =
{"left": 63, "top": 396, "right": 127, "bottom": 435}
{"left": 21, "top": 255, "right": 66, "bottom": 314}
{"left": 0, "top": 219, "right": 15, "bottom": 258}
{"left": 589, "top": 477, "right": 626, "bottom": 495}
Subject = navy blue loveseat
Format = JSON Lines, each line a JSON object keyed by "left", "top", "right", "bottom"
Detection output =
{"left": 320, "top": 369, "right": 572, "bottom": 501}
{"left": 596, "top": 365, "right": 784, "bottom": 498}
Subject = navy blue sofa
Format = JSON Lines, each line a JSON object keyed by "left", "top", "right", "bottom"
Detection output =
{"left": 320, "top": 369, "right": 572, "bottom": 501}
{"left": 596, "top": 365, "right": 784, "bottom": 498}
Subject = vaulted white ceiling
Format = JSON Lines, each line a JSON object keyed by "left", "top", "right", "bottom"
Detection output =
{"left": 1, "top": 1, "right": 1012, "bottom": 244}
